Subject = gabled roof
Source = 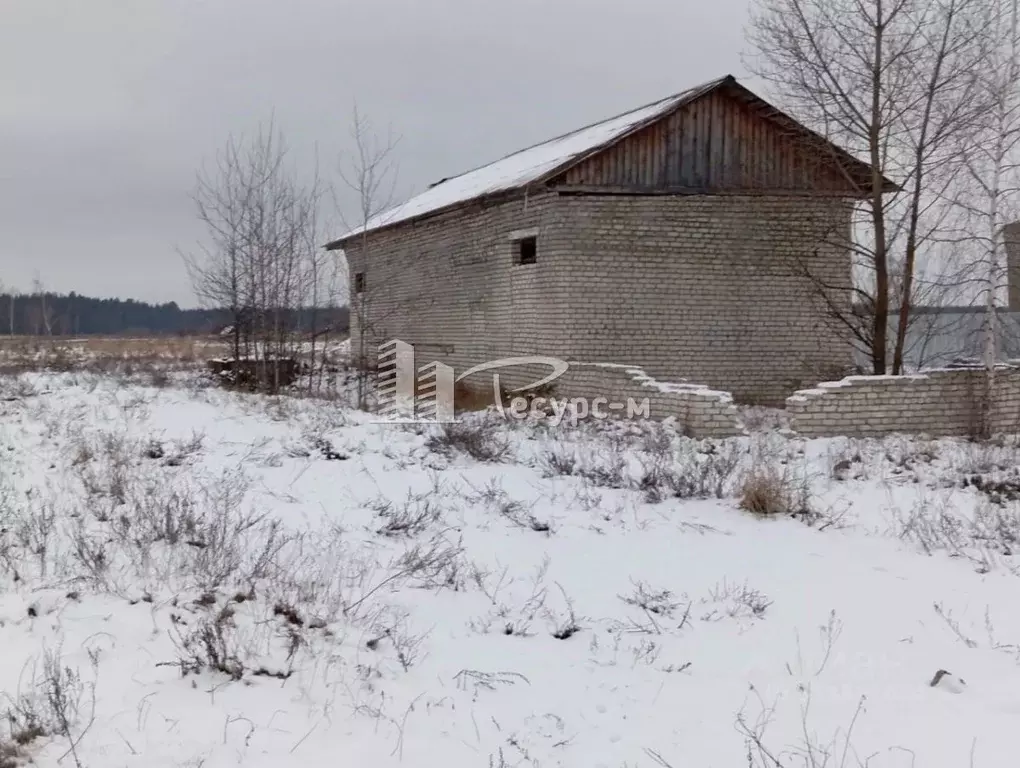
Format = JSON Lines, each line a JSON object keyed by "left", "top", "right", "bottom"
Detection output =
{"left": 326, "top": 75, "right": 892, "bottom": 249}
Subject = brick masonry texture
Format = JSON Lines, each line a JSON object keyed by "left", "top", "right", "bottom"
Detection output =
{"left": 551, "top": 362, "right": 741, "bottom": 437}
{"left": 786, "top": 368, "right": 1020, "bottom": 437}
{"left": 344, "top": 190, "right": 853, "bottom": 419}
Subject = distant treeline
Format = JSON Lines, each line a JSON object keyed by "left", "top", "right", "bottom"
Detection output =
{"left": 0, "top": 292, "right": 349, "bottom": 337}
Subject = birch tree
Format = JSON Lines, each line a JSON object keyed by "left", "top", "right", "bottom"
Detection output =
{"left": 747, "top": 0, "right": 990, "bottom": 374}
{"left": 185, "top": 122, "right": 325, "bottom": 393}
{"left": 335, "top": 105, "right": 401, "bottom": 408}
{"left": 949, "top": 0, "right": 1020, "bottom": 434}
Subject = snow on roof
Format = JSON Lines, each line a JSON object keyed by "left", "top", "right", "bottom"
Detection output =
{"left": 328, "top": 76, "right": 731, "bottom": 245}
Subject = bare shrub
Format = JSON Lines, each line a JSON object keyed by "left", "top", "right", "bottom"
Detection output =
{"left": 893, "top": 494, "right": 970, "bottom": 557}
{"left": 371, "top": 489, "right": 444, "bottom": 537}
{"left": 894, "top": 493, "right": 1020, "bottom": 569}
{"left": 547, "top": 584, "right": 581, "bottom": 640}
{"left": 11, "top": 501, "right": 58, "bottom": 579}
{"left": 620, "top": 581, "right": 683, "bottom": 618}
{"left": 953, "top": 438, "right": 1020, "bottom": 475}
{"left": 540, "top": 444, "right": 629, "bottom": 489}
{"left": 740, "top": 469, "right": 794, "bottom": 516}
{"left": 69, "top": 520, "right": 110, "bottom": 587}
{"left": 468, "top": 561, "right": 552, "bottom": 637}
{"left": 366, "top": 610, "right": 430, "bottom": 671}
{"left": 3, "top": 648, "right": 94, "bottom": 768}
{"left": 701, "top": 580, "right": 772, "bottom": 621}
{"left": 736, "top": 685, "right": 867, "bottom": 768}
{"left": 163, "top": 431, "right": 205, "bottom": 466}
{"left": 425, "top": 417, "right": 511, "bottom": 463}
{"left": 883, "top": 436, "right": 940, "bottom": 476}
{"left": 540, "top": 443, "right": 581, "bottom": 476}
{"left": 92, "top": 468, "right": 295, "bottom": 594}
{"left": 639, "top": 440, "right": 741, "bottom": 502}
{"left": 971, "top": 501, "right": 1020, "bottom": 553}
{"left": 166, "top": 606, "right": 245, "bottom": 680}
{"left": 0, "top": 375, "right": 39, "bottom": 400}
{"left": 461, "top": 479, "right": 550, "bottom": 532}
{"left": 395, "top": 535, "right": 467, "bottom": 592}
{"left": 619, "top": 581, "right": 691, "bottom": 634}
{"left": 739, "top": 444, "right": 813, "bottom": 519}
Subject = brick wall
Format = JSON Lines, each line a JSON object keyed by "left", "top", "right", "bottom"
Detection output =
{"left": 553, "top": 195, "right": 853, "bottom": 405}
{"left": 550, "top": 362, "right": 740, "bottom": 437}
{"left": 343, "top": 191, "right": 853, "bottom": 406}
{"left": 344, "top": 192, "right": 562, "bottom": 390}
{"left": 786, "top": 368, "right": 1020, "bottom": 437}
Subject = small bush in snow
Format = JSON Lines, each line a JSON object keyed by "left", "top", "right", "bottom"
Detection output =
{"left": 739, "top": 469, "right": 790, "bottom": 515}
{"left": 739, "top": 465, "right": 811, "bottom": 517}
{"left": 547, "top": 584, "right": 582, "bottom": 640}
{"left": 540, "top": 444, "right": 629, "bottom": 488}
{"left": 895, "top": 493, "right": 1020, "bottom": 567}
{"left": 702, "top": 580, "right": 772, "bottom": 621}
{"left": 371, "top": 490, "right": 444, "bottom": 537}
{"left": 461, "top": 479, "right": 550, "bottom": 532}
{"left": 426, "top": 418, "right": 511, "bottom": 463}
{"left": 639, "top": 440, "right": 741, "bottom": 502}
{"left": 884, "top": 436, "right": 939, "bottom": 473}
{"left": 395, "top": 536, "right": 467, "bottom": 592}
{"left": 620, "top": 581, "right": 683, "bottom": 619}
{"left": 738, "top": 440, "right": 812, "bottom": 518}
{"left": 2, "top": 648, "right": 92, "bottom": 768}
{"left": 166, "top": 606, "right": 245, "bottom": 680}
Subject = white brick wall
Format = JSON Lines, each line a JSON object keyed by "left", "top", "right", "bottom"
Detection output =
{"left": 343, "top": 190, "right": 853, "bottom": 410}
{"left": 552, "top": 195, "right": 853, "bottom": 404}
{"left": 787, "top": 368, "right": 1020, "bottom": 437}
{"left": 552, "top": 362, "right": 740, "bottom": 437}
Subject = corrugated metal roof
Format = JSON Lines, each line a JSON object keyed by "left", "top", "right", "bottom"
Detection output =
{"left": 327, "top": 76, "right": 730, "bottom": 246}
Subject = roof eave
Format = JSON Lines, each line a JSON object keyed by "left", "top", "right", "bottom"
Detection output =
{"left": 323, "top": 187, "right": 534, "bottom": 250}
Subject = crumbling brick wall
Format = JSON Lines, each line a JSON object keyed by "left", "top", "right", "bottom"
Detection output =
{"left": 786, "top": 368, "right": 1020, "bottom": 437}
{"left": 549, "top": 362, "right": 741, "bottom": 437}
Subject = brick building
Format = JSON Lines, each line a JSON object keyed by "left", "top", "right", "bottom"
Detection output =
{"left": 327, "top": 75, "right": 892, "bottom": 406}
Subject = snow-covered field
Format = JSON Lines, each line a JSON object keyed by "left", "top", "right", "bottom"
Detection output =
{"left": 1, "top": 371, "right": 1019, "bottom": 767}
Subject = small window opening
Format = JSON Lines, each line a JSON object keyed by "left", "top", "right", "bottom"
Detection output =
{"left": 515, "top": 236, "right": 537, "bottom": 265}
{"left": 354, "top": 272, "right": 365, "bottom": 294}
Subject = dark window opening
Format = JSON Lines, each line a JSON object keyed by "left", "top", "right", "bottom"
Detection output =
{"left": 354, "top": 272, "right": 365, "bottom": 294}
{"left": 515, "top": 236, "right": 537, "bottom": 265}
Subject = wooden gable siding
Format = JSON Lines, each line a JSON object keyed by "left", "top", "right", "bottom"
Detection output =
{"left": 554, "top": 89, "right": 860, "bottom": 194}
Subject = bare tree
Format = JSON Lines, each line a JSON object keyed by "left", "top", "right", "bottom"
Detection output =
{"left": 747, "top": 0, "right": 990, "bottom": 374}
{"left": 946, "top": 0, "right": 1020, "bottom": 433}
{"left": 335, "top": 105, "right": 401, "bottom": 408}
{"left": 185, "top": 121, "right": 325, "bottom": 393}
{"left": 31, "top": 274, "right": 54, "bottom": 337}
{"left": 301, "top": 152, "right": 338, "bottom": 395}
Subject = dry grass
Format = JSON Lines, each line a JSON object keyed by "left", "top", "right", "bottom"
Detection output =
{"left": 739, "top": 469, "right": 793, "bottom": 516}
{"left": 0, "top": 335, "right": 227, "bottom": 364}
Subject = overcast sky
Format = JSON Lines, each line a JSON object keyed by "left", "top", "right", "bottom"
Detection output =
{"left": 0, "top": 0, "right": 750, "bottom": 307}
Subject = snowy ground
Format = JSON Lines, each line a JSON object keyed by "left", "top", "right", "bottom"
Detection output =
{"left": 0, "top": 371, "right": 1019, "bottom": 767}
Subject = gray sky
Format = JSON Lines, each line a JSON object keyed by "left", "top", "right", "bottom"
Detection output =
{"left": 0, "top": 0, "right": 750, "bottom": 307}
